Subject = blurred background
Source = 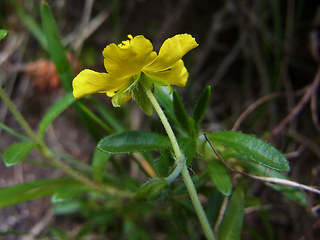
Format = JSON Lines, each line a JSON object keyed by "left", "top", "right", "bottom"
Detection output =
{"left": 1, "top": 0, "right": 320, "bottom": 239}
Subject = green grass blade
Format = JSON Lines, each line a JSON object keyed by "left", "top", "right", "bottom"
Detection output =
{"left": 0, "top": 122, "right": 31, "bottom": 142}
{"left": 173, "top": 90, "right": 191, "bottom": 135}
{"left": 193, "top": 86, "right": 211, "bottom": 129}
{"left": 38, "top": 93, "right": 74, "bottom": 139}
{"left": 0, "top": 178, "right": 77, "bottom": 208}
{"left": 41, "top": 1, "right": 73, "bottom": 91}
{"left": 218, "top": 186, "right": 244, "bottom": 240}
{"left": 88, "top": 97, "right": 125, "bottom": 132}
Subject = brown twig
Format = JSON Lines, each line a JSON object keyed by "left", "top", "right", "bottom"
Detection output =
{"left": 287, "top": 129, "right": 320, "bottom": 159}
{"left": 232, "top": 92, "right": 284, "bottom": 131}
{"left": 232, "top": 87, "right": 306, "bottom": 131}
{"left": 311, "top": 85, "right": 320, "bottom": 132}
{"left": 268, "top": 68, "right": 320, "bottom": 140}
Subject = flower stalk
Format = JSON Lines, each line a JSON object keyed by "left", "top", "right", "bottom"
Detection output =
{"left": 145, "top": 87, "right": 215, "bottom": 240}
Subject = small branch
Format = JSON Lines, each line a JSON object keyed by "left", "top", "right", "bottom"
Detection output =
{"left": 232, "top": 92, "right": 284, "bottom": 131}
{"left": 268, "top": 68, "right": 320, "bottom": 140}
{"left": 243, "top": 173, "right": 320, "bottom": 195}
{"left": 232, "top": 84, "right": 307, "bottom": 131}
{"left": 214, "top": 196, "right": 228, "bottom": 235}
{"left": 287, "top": 129, "right": 320, "bottom": 159}
{"left": 311, "top": 85, "right": 320, "bottom": 132}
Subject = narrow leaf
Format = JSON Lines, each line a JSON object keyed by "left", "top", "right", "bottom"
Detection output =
{"left": 178, "top": 138, "right": 196, "bottom": 167}
{"left": 156, "top": 88, "right": 190, "bottom": 136}
{"left": 193, "top": 86, "right": 211, "bottom": 128}
{"left": 209, "top": 131, "right": 290, "bottom": 171}
{"left": 3, "top": 142, "right": 37, "bottom": 166}
{"left": 155, "top": 139, "right": 195, "bottom": 177}
{"left": 218, "top": 186, "right": 244, "bottom": 240}
{"left": 41, "top": 2, "right": 103, "bottom": 141}
{"left": 0, "top": 178, "right": 76, "bottom": 208}
{"left": 133, "top": 80, "right": 154, "bottom": 116}
{"left": 52, "top": 185, "right": 89, "bottom": 203}
{"left": 98, "top": 131, "right": 170, "bottom": 154}
{"left": 207, "top": 161, "right": 232, "bottom": 196}
{"left": 92, "top": 148, "right": 112, "bottom": 182}
{"left": 0, "top": 29, "right": 8, "bottom": 41}
{"left": 38, "top": 93, "right": 74, "bottom": 138}
{"left": 134, "top": 178, "right": 167, "bottom": 200}
{"left": 155, "top": 150, "right": 174, "bottom": 177}
{"left": 173, "top": 90, "right": 190, "bottom": 134}
{"left": 41, "top": 1, "right": 73, "bottom": 91}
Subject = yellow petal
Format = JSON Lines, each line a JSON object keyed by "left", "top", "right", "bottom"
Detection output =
{"left": 103, "top": 35, "right": 157, "bottom": 79}
{"left": 144, "top": 59, "right": 188, "bottom": 87}
{"left": 72, "top": 69, "right": 129, "bottom": 99}
{"left": 146, "top": 34, "right": 198, "bottom": 71}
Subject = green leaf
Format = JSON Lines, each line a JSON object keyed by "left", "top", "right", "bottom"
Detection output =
{"left": 41, "top": 1, "right": 103, "bottom": 141}
{"left": 41, "top": 1, "right": 74, "bottom": 92}
{"left": 38, "top": 93, "right": 74, "bottom": 138}
{"left": 155, "top": 138, "right": 195, "bottom": 177}
{"left": 0, "top": 29, "right": 8, "bottom": 41}
{"left": 0, "top": 178, "right": 76, "bottom": 208}
{"left": 218, "top": 186, "right": 244, "bottom": 240}
{"left": 193, "top": 86, "right": 211, "bottom": 128}
{"left": 173, "top": 90, "right": 191, "bottom": 134}
{"left": 155, "top": 150, "right": 174, "bottom": 177}
{"left": 132, "top": 80, "right": 154, "bottom": 116}
{"left": 52, "top": 185, "right": 89, "bottom": 203}
{"left": 133, "top": 178, "right": 167, "bottom": 200}
{"left": 98, "top": 131, "right": 170, "bottom": 154}
{"left": 206, "top": 189, "right": 225, "bottom": 224}
{"left": 3, "top": 142, "right": 37, "bottom": 166}
{"left": 209, "top": 131, "right": 290, "bottom": 171}
{"left": 207, "top": 160, "right": 232, "bottom": 196}
{"left": 178, "top": 138, "right": 196, "bottom": 167}
{"left": 92, "top": 148, "right": 112, "bottom": 182}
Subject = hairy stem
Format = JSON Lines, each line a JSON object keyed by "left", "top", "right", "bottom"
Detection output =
{"left": 145, "top": 88, "right": 215, "bottom": 240}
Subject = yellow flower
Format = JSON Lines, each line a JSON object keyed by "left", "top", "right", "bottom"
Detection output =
{"left": 72, "top": 34, "right": 198, "bottom": 107}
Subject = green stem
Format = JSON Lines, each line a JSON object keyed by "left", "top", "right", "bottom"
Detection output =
{"left": 145, "top": 88, "right": 215, "bottom": 240}
{"left": 39, "top": 144, "right": 133, "bottom": 198}
{"left": 0, "top": 86, "right": 39, "bottom": 142}
{"left": 0, "top": 86, "right": 133, "bottom": 198}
